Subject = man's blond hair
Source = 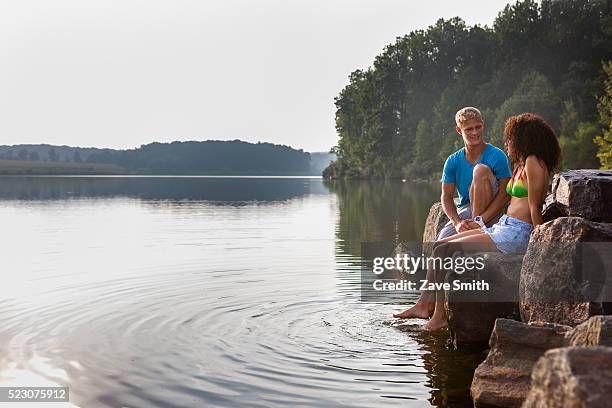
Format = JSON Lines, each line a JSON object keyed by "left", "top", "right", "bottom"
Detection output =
{"left": 455, "top": 107, "right": 483, "bottom": 126}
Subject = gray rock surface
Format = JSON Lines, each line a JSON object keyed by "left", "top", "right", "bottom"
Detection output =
{"left": 445, "top": 253, "right": 523, "bottom": 349}
{"left": 549, "top": 170, "right": 612, "bottom": 222}
{"left": 422, "top": 202, "right": 449, "bottom": 256}
{"left": 471, "top": 319, "right": 570, "bottom": 408}
{"left": 522, "top": 346, "right": 612, "bottom": 408}
{"left": 541, "top": 193, "right": 565, "bottom": 223}
{"left": 472, "top": 315, "right": 612, "bottom": 408}
{"left": 519, "top": 217, "right": 612, "bottom": 326}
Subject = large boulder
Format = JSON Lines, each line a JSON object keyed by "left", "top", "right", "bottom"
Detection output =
{"left": 471, "top": 319, "right": 570, "bottom": 408}
{"left": 519, "top": 217, "right": 612, "bottom": 326}
{"left": 522, "top": 347, "right": 612, "bottom": 408}
{"left": 445, "top": 253, "right": 523, "bottom": 349}
{"left": 472, "top": 316, "right": 612, "bottom": 408}
{"left": 549, "top": 170, "right": 612, "bottom": 222}
{"left": 422, "top": 202, "right": 449, "bottom": 256}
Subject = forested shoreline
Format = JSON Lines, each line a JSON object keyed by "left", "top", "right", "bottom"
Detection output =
{"left": 325, "top": 0, "right": 612, "bottom": 180}
{"left": 0, "top": 140, "right": 335, "bottom": 176}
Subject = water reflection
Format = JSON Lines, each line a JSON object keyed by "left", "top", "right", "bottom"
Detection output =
{"left": 0, "top": 176, "right": 482, "bottom": 407}
{"left": 0, "top": 176, "right": 328, "bottom": 204}
{"left": 330, "top": 179, "right": 484, "bottom": 407}
{"left": 328, "top": 179, "right": 438, "bottom": 297}
{"left": 396, "top": 323, "right": 487, "bottom": 407}
{"left": 326, "top": 180, "right": 439, "bottom": 257}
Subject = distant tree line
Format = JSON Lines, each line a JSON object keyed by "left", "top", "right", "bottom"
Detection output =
{"left": 0, "top": 145, "right": 91, "bottom": 163}
{"left": 325, "top": 0, "right": 612, "bottom": 179}
{"left": 87, "top": 140, "right": 312, "bottom": 175}
{"left": 0, "top": 140, "right": 321, "bottom": 175}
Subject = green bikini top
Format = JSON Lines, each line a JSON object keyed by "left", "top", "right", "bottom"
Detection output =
{"left": 506, "top": 167, "right": 528, "bottom": 198}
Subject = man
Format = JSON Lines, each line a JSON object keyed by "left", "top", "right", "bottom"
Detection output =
{"left": 437, "top": 106, "right": 512, "bottom": 239}
{"left": 393, "top": 107, "right": 511, "bottom": 319}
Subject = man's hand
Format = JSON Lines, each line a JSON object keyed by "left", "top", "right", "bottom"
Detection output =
{"left": 454, "top": 219, "right": 480, "bottom": 232}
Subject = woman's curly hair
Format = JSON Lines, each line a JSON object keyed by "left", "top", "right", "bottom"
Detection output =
{"left": 503, "top": 113, "right": 561, "bottom": 172}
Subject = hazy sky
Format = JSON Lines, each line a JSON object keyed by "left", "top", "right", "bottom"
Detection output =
{"left": 1, "top": 0, "right": 512, "bottom": 152}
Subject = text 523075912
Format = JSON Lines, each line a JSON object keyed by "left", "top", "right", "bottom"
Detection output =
{"left": 0, "top": 387, "right": 69, "bottom": 402}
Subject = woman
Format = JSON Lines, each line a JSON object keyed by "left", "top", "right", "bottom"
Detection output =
{"left": 397, "top": 113, "right": 561, "bottom": 331}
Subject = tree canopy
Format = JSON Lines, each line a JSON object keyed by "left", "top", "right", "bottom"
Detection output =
{"left": 87, "top": 140, "right": 313, "bottom": 175}
{"left": 325, "top": 0, "right": 612, "bottom": 179}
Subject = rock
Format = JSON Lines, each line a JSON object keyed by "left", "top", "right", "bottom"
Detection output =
{"left": 522, "top": 347, "right": 612, "bottom": 408}
{"left": 550, "top": 170, "right": 612, "bottom": 222}
{"left": 526, "top": 216, "right": 612, "bottom": 242}
{"left": 471, "top": 318, "right": 570, "bottom": 408}
{"left": 445, "top": 253, "right": 524, "bottom": 349}
{"left": 422, "top": 202, "right": 449, "bottom": 255}
{"left": 541, "top": 193, "right": 565, "bottom": 223}
{"left": 472, "top": 316, "right": 612, "bottom": 407}
{"left": 519, "top": 217, "right": 612, "bottom": 326}
{"left": 566, "top": 315, "right": 612, "bottom": 347}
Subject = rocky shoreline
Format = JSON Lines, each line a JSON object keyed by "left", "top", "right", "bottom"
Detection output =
{"left": 419, "top": 170, "right": 612, "bottom": 407}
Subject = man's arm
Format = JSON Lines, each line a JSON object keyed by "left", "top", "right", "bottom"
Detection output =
{"left": 441, "top": 182, "right": 462, "bottom": 232}
{"left": 479, "top": 177, "right": 510, "bottom": 224}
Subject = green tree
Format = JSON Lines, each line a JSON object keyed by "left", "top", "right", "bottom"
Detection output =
{"left": 560, "top": 122, "right": 601, "bottom": 169}
{"left": 559, "top": 100, "right": 580, "bottom": 169}
{"left": 325, "top": 0, "right": 610, "bottom": 179}
{"left": 48, "top": 148, "right": 59, "bottom": 162}
{"left": 17, "top": 148, "right": 28, "bottom": 161}
{"left": 595, "top": 61, "right": 612, "bottom": 169}
{"left": 28, "top": 151, "right": 40, "bottom": 161}
{"left": 491, "top": 72, "right": 561, "bottom": 147}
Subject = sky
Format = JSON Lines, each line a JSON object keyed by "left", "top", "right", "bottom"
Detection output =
{"left": 0, "top": 0, "right": 513, "bottom": 153}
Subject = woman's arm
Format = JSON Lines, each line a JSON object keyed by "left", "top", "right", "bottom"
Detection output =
{"left": 525, "top": 155, "right": 548, "bottom": 226}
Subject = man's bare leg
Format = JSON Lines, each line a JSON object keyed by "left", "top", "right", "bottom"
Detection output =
{"left": 392, "top": 230, "right": 485, "bottom": 319}
{"left": 422, "top": 232, "right": 498, "bottom": 331}
{"left": 470, "top": 164, "right": 495, "bottom": 217}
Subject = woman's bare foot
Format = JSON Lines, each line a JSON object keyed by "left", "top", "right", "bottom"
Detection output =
{"left": 421, "top": 318, "right": 448, "bottom": 331}
{"left": 393, "top": 302, "right": 433, "bottom": 319}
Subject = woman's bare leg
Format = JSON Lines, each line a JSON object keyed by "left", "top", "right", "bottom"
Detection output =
{"left": 393, "top": 229, "right": 486, "bottom": 319}
{"left": 423, "top": 291, "right": 448, "bottom": 331}
{"left": 437, "top": 228, "right": 484, "bottom": 243}
{"left": 393, "top": 293, "right": 435, "bottom": 319}
{"left": 422, "top": 232, "right": 498, "bottom": 331}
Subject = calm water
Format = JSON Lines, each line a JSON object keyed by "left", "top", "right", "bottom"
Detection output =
{"left": 0, "top": 176, "right": 484, "bottom": 408}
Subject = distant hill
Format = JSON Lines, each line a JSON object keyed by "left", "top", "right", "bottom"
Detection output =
{"left": 0, "top": 159, "right": 125, "bottom": 175}
{"left": 0, "top": 140, "right": 333, "bottom": 175}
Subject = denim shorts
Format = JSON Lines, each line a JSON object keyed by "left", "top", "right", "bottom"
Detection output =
{"left": 437, "top": 174, "right": 500, "bottom": 241}
{"left": 482, "top": 214, "right": 533, "bottom": 254}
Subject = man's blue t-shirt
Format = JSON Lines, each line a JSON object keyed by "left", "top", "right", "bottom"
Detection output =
{"left": 441, "top": 143, "right": 512, "bottom": 208}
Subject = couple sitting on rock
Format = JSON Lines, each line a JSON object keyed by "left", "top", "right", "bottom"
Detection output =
{"left": 394, "top": 107, "right": 561, "bottom": 331}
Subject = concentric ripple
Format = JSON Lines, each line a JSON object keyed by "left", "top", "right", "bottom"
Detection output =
{"left": 0, "top": 177, "right": 478, "bottom": 408}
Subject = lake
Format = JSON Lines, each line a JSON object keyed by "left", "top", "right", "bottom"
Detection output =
{"left": 0, "top": 176, "right": 484, "bottom": 407}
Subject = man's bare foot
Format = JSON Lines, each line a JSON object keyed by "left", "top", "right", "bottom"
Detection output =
{"left": 421, "top": 318, "right": 448, "bottom": 331}
{"left": 393, "top": 303, "right": 433, "bottom": 319}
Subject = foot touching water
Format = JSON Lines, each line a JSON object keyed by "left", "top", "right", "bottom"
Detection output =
{"left": 393, "top": 302, "right": 433, "bottom": 319}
